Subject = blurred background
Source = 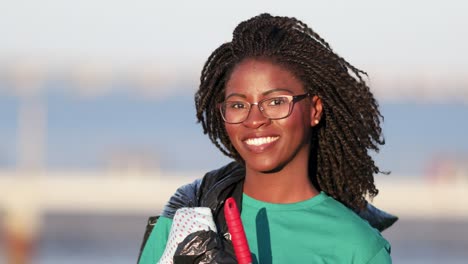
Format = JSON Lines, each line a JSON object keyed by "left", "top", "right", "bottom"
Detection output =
{"left": 0, "top": 1, "right": 467, "bottom": 263}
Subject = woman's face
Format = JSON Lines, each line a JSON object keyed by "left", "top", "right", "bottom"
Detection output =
{"left": 224, "top": 58, "right": 322, "bottom": 173}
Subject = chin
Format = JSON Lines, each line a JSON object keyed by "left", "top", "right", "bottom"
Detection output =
{"left": 245, "top": 158, "right": 285, "bottom": 174}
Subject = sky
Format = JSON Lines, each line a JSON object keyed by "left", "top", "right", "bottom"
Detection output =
{"left": 1, "top": 0, "right": 467, "bottom": 101}
{"left": 0, "top": 1, "right": 468, "bottom": 175}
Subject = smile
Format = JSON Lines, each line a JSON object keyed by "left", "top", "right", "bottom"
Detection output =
{"left": 244, "top": 136, "right": 279, "bottom": 146}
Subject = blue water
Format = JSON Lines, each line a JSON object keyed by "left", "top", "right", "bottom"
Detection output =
{"left": 1, "top": 91, "right": 468, "bottom": 175}
{"left": 5, "top": 213, "right": 465, "bottom": 264}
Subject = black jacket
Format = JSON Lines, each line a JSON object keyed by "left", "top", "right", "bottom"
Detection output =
{"left": 138, "top": 162, "right": 398, "bottom": 263}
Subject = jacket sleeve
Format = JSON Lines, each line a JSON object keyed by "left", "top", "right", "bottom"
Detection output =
{"left": 137, "top": 178, "right": 202, "bottom": 263}
{"left": 357, "top": 202, "right": 398, "bottom": 232}
{"left": 161, "top": 178, "right": 203, "bottom": 219}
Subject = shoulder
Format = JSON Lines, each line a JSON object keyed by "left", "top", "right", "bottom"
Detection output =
{"left": 317, "top": 194, "right": 391, "bottom": 261}
{"left": 200, "top": 161, "right": 245, "bottom": 188}
{"left": 161, "top": 161, "right": 244, "bottom": 218}
{"left": 319, "top": 194, "right": 386, "bottom": 238}
{"left": 160, "top": 178, "right": 202, "bottom": 218}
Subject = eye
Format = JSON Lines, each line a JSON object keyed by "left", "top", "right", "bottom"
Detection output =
{"left": 226, "top": 101, "right": 248, "bottom": 109}
{"left": 267, "top": 97, "right": 288, "bottom": 106}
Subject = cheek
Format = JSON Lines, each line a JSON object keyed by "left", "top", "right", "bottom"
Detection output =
{"left": 224, "top": 124, "right": 243, "bottom": 153}
{"left": 284, "top": 106, "right": 311, "bottom": 130}
{"left": 224, "top": 124, "right": 237, "bottom": 141}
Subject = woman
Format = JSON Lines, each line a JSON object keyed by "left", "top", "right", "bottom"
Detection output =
{"left": 138, "top": 13, "right": 396, "bottom": 263}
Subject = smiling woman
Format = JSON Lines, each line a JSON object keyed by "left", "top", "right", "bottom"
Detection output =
{"left": 223, "top": 59, "right": 320, "bottom": 194}
{"left": 138, "top": 13, "right": 397, "bottom": 264}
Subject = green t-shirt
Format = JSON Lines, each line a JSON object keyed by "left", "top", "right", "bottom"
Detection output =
{"left": 139, "top": 192, "right": 391, "bottom": 264}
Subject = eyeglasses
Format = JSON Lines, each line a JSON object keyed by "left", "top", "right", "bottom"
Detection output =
{"left": 219, "top": 93, "right": 310, "bottom": 124}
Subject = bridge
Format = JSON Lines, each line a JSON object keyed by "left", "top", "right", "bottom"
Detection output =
{"left": 0, "top": 169, "right": 467, "bottom": 263}
{"left": 1, "top": 170, "right": 467, "bottom": 229}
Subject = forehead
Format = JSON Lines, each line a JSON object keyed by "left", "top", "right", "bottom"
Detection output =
{"left": 225, "top": 58, "right": 304, "bottom": 97}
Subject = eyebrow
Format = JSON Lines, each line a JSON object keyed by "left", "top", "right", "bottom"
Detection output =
{"left": 263, "top": 88, "right": 294, "bottom": 96}
{"left": 225, "top": 88, "right": 294, "bottom": 100}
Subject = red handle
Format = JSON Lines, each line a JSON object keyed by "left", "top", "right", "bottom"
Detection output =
{"left": 224, "top": 197, "right": 252, "bottom": 264}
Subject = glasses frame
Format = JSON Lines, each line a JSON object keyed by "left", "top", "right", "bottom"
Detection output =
{"left": 219, "top": 93, "right": 310, "bottom": 124}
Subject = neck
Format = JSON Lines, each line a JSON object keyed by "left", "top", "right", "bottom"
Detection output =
{"left": 243, "top": 163, "right": 319, "bottom": 204}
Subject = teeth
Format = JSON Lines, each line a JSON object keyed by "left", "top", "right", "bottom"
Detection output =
{"left": 245, "top": 136, "right": 279, "bottom": 146}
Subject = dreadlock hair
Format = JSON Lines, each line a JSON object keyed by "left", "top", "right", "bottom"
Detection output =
{"left": 195, "top": 13, "right": 385, "bottom": 211}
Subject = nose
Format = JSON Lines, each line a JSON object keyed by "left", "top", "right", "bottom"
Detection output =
{"left": 243, "top": 104, "right": 269, "bottom": 128}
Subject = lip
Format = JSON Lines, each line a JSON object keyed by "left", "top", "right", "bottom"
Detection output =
{"left": 241, "top": 133, "right": 280, "bottom": 153}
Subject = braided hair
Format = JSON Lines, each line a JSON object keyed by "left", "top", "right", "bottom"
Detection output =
{"left": 195, "top": 13, "right": 385, "bottom": 211}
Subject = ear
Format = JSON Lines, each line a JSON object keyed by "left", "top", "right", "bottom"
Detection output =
{"left": 310, "top": 95, "right": 323, "bottom": 127}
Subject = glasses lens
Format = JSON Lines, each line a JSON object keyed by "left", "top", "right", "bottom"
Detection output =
{"left": 222, "top": 101, "right": 250, "bottom": 123}
{"left": 221, "top": 94, "right": 305, "bottom": 123}
{"left": 260, "top": 97, "right": 292, "bottom": 119}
